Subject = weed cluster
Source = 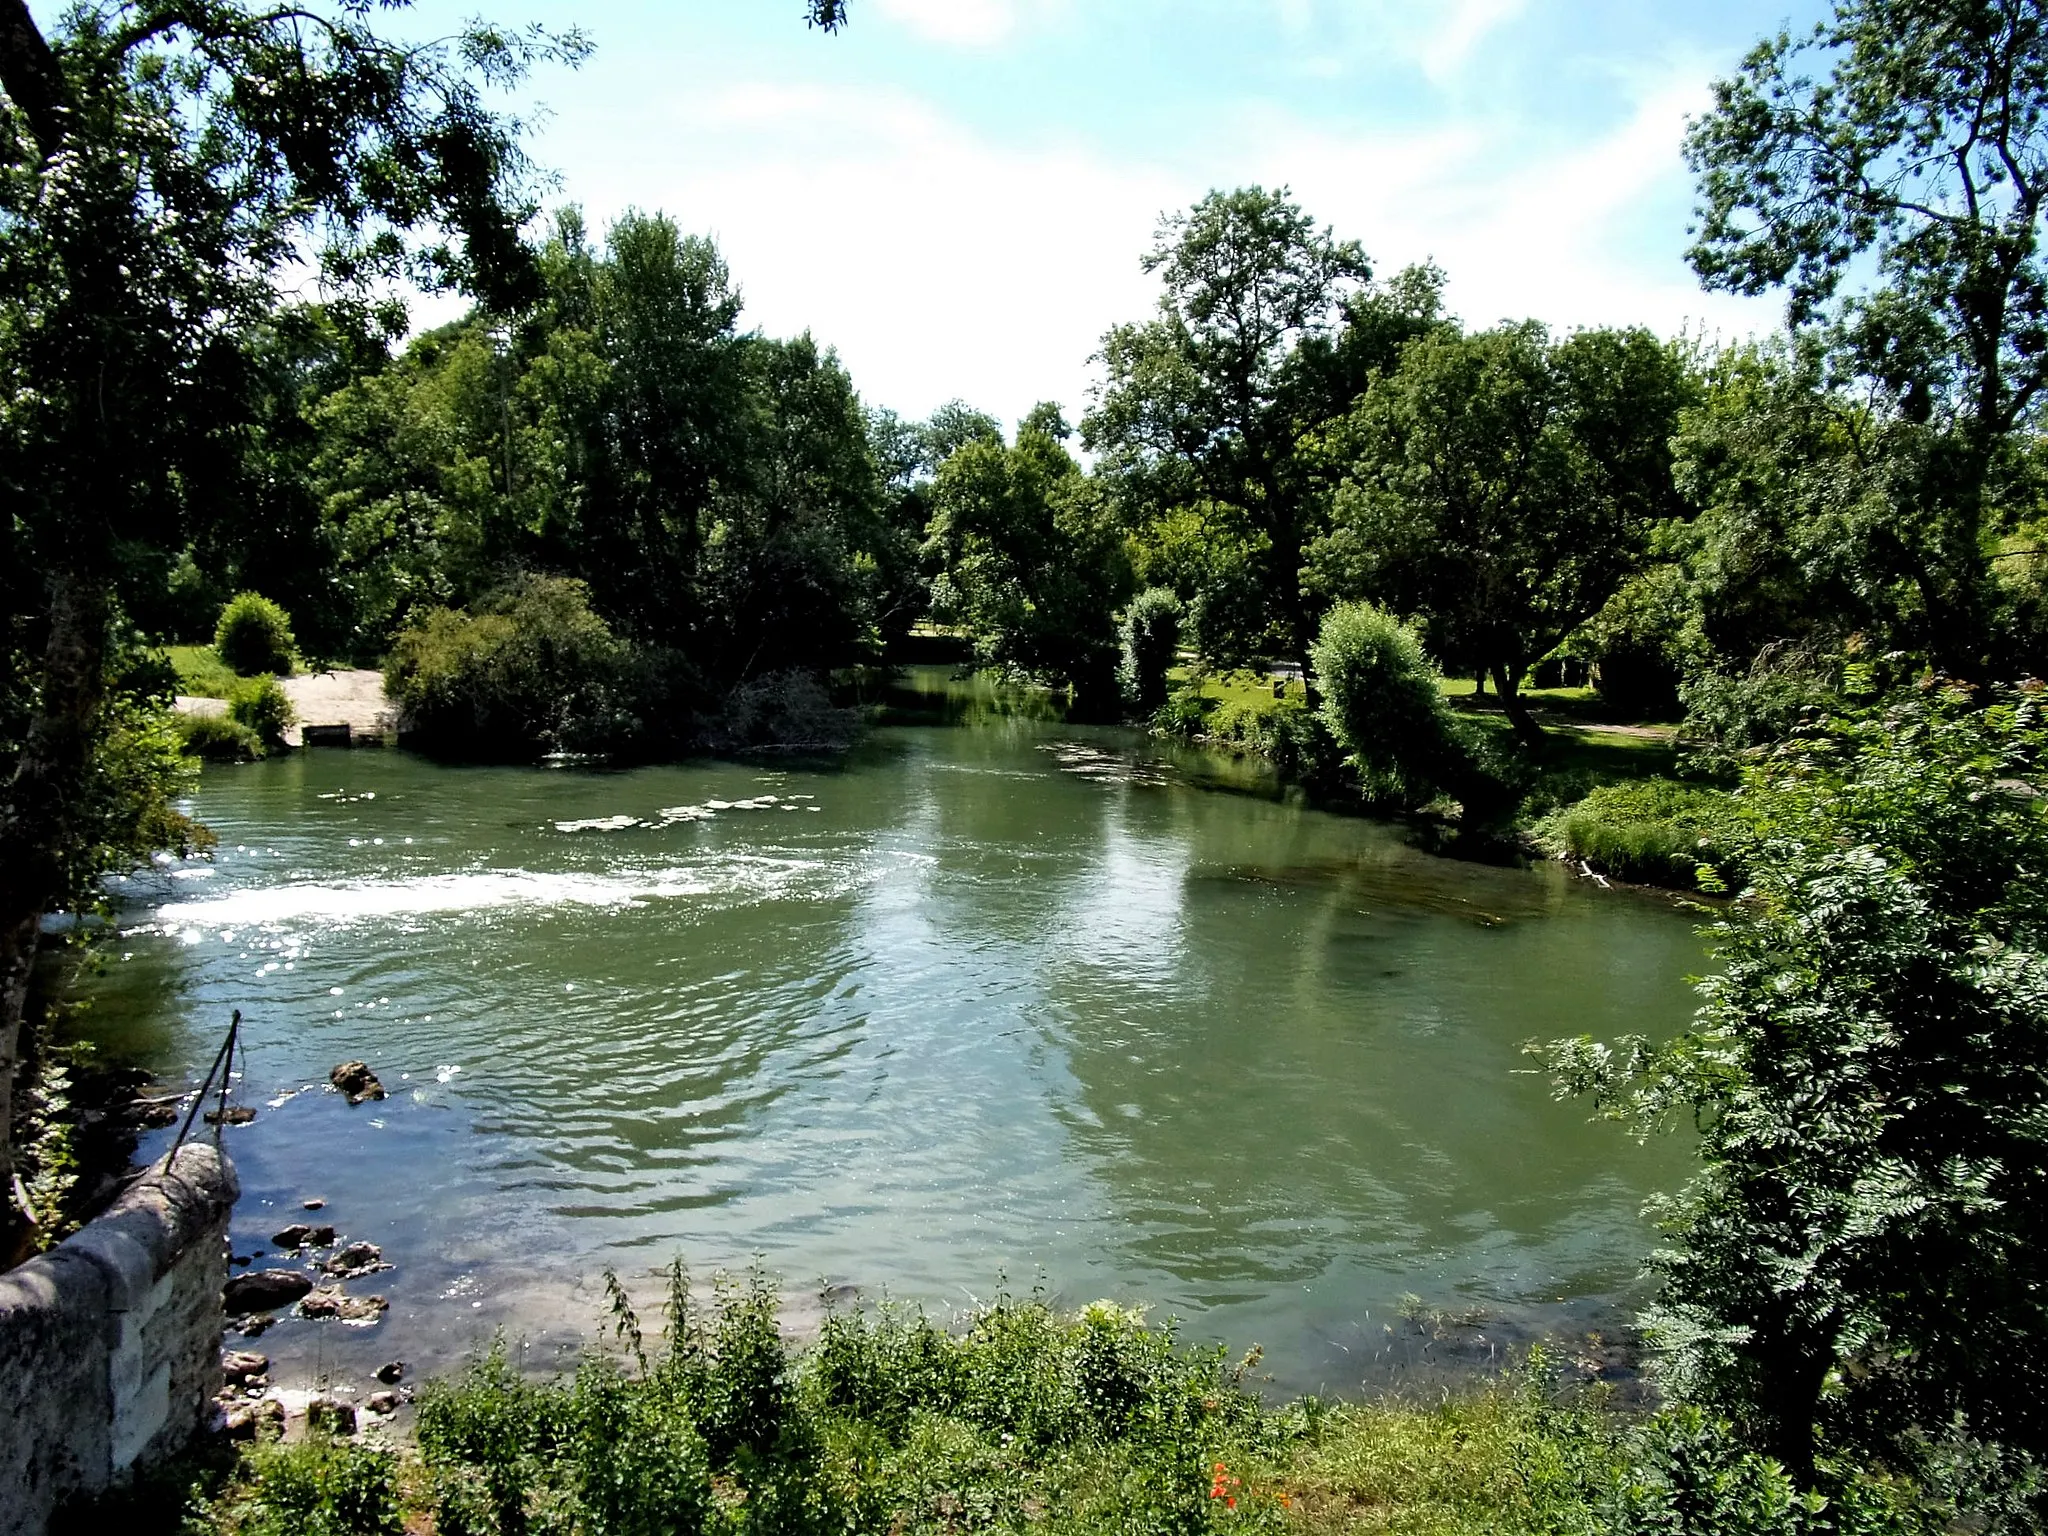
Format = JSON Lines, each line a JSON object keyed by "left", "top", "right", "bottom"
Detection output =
{"left": 1533, "top": 778, "right": 1739, "bottom": 888}
{"left": 183, "top": 1280, "right": 1943, "bottom": 1536}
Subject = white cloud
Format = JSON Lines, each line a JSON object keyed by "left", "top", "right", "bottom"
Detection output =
{"left": 873, "top": 0, "right": 1021, "bottom": 48}
{"left": 1223, "top": 62, "right": 1775, "bottom": 340}
{"left": 1419, "top": 0, "right": 1529, "bottom": 82}
{"left": 498, "top": 54, "right": 1777, "bottom": 426}
{"left": 554, "top": 83, "right": 1179, "bottom": 424}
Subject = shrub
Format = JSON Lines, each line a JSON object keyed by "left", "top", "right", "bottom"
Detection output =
{"left": 214, "top": 592, "right": 297, "bottom": 676}
{"left": 176, "top": 711, "right": 263, "bottom": 762}
{"left": 1537, "top": 778, "right": 1739, "bottom": 888}
{"left": 228, "top": 675, "right": 295, "bottom": 750}
{"left": 1546, "top": 685, "right": 2048, "bottom": 1504}
{"left": 1310, "top": 601, "right": 1485, "bottom": 808}
{"left": 384, "top": 575, "right": 627, "bottom": 761}
{"left": 1117, "top": 587, "right": 1182, "bottom": 716}
{"left": 1151, "top": 689, "right": 1212, "bottom": 739}
{"left": 213, "top": 1436, "right": 404, "bottom": 1536}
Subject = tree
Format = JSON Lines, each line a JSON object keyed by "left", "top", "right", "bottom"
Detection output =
{"left": 1086, "top": 188, "right": 1442, "bottom": 666}
{"left": 1686, "top": 0, "right": 2048, "bottom": 672}
{"left": 1545, "top": 684, "right": 2048, "bottom": 1492}
{"left": 925, "top": 408, "right": 1130, "bottom": 704}
{"left": 0, "top": 0, "right": 587, "bottom": 1255}
{"left": 1305, "top": 323, "right": 1692, "bottom": 741}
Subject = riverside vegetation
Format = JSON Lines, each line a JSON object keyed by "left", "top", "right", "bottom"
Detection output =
{"left": 9, "top": 0, "right": 2048, "bottom": 1530}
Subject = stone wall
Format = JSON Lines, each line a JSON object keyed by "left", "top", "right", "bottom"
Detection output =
{"left": 0, "top": 1144, "right": 238, "bottom": 1536}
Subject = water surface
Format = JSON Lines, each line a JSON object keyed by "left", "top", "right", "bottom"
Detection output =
{"left": 87, "top": 707, "right": 1701, "bottom": 1393}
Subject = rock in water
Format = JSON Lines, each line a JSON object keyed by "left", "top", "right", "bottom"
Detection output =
{"left": 221, "top": 1350, "right": 270, "bottom": 1383}
{"left": 324, "top": 1240, "right": 386, "bottom": 1277}
{"left": 329, "top": 1061, "right": 386, "bottom": 1104}
{"left": 271, "top": 1222, "right": 336, "bottom": 1250}
{"left": 366, "top": 1391, "right": 400, "bottom": 1415}
{"left": 224, "top": 1270, "right": 313, "bottom": 1314}
{"left": 374, "top": 1360, "right": 405, "bottom": 1384}
{"left": 204, "top": 1105, "right": 257, "bottom": 1125}
{"left": 298, "top": 1287, "right": 389, "bottom": 1323}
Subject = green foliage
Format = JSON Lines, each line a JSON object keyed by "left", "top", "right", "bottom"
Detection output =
{"left": 211, "top": 1436, "right": 404, "bottom": 1536}
{"left": 1305, "top": 322, "right": 1693, "bottom": 738}
{"left": 227, "top": 676, "right": 295, "bottom": 750}
{"left": 1542, "top": 685, "right": 2048, "bottom": 1508}
{"left": 213, "top": 1284, "right": 1943, "bottom": 1536}
{"left": 925, "top": 411, "right": 1130, "bottom": 706}
{"left": 1119, "top": 587, "right": 1183, "bottom": 715}
{"left": 1685, "top": 0, "right": 2048, "bottom": 671}
{"left": 1535, "top": 779, "right": 1739, "bottom": 889}
{"left": 213, "top": 593, "right": 297, "bottom": 677}
{"left": 175, "top": 711, "right": 264, "bottom": 763}
{"left": 1087, "top": 186, "right": 1442, "bottom": 664}
{"left": 1310, "top": 602, "right": 1493, "bottom": 810}
{"left": 383, "top": 575, "right": 627, "bottom": 761}
{"left": 1605, "top": 1409, "right": 1917, "bottom": 1536}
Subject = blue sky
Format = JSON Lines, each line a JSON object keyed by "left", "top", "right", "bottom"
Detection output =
{"left": 208, "top": 2, "right": 1845, "bottom": 424}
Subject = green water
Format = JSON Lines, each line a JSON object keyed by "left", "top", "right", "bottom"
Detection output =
{"left": 91, "top": 698, "right": 1700, "bottom": 1392}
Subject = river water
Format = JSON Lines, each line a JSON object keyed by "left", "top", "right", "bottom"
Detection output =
{"left": 83, "top": 690, "right": 1701, "bottom": 1395}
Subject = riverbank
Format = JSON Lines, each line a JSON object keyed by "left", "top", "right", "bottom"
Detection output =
{"left": 102, "top": 1287, "right": 1916, "bottom": 1536}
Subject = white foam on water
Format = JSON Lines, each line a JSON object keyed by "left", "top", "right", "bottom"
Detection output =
{"left": 150, "top": 852, "right": 893, "bottom": 933}
{"left": 554, "top": 815, "right": 645, "bottom": 833}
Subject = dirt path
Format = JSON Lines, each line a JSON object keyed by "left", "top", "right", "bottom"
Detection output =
{"left": 277, "top": 669, "right": 395, "bottom": 745}
{"left": 174, "top": 668, "right": 396, "bottom": 746}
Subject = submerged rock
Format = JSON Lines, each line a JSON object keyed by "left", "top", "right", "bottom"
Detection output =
{"left": 374, "top": 1360, "right": 406, "bottom": 1384}
{"left": 298, "top": 1287, "right": 388, "bottom": 1323}
{"left": 204, "top": 1105, "right": 257, "bottom": 1126}
{"left": 324, "top": 1240, "right": 386, "bottom": 1277}
{"left": 233, "top": 1311, "right": 276, "bottom": 1337}
{"left": 329, "top": 1061, "right": 386, "bottom": 1104}
{"left": 224, "top": 1270, "right": 312, "bottom": 1314}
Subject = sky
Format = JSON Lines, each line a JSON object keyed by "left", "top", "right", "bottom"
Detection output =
{"left": 304, "top": 2, "right": 1836, "bottom": 426}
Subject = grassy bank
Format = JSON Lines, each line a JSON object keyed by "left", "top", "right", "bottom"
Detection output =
{"left": 111, "top": 1284, "right": 1930, "bottom": 1536}
{"left": 1159, "top": 668, "right": 1728, "bottom": 890}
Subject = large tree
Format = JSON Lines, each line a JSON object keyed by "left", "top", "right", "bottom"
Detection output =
{"left": 0, "top": 0, "right": 598, "bottom": 1256}
{"left": 1686, "top": 0, "right": 2048, "bottom": 672}
{"left": 1085, "top": 187, "right": 1440, "bottom": 666}
{"left": 925, "top": 406, "right": 1131, "bottom": 704}
{"left": 1305, "top": 322, "right": 1693, "bottom": 741}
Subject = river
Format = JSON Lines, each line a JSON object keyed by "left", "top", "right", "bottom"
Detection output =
{"left": 82, "top": 685, "right": 1701, "bottom": 1396}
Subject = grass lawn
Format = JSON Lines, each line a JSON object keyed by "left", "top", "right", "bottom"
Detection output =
{"left": 165, "top": 644, "right": 238, "bottom": 698}
{"left": 1169, "top": 667, "right": 1681, "bottom": 786}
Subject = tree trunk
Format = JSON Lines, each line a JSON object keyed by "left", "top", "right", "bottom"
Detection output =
{"left": 0, "top": 569, "right": 110, "bottom": 1261}
{"left": 1489, "top": 661, "right": 1543, "bottom": 746}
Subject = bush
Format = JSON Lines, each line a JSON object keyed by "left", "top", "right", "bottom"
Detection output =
{"left": 214, "top": 592, "right": 297, "bottom": 677}
{"left": 176, "top": 711, "right": 263, "bottom": 762}
{"left": 384, "top": 575, "right": 627, "bottom": 762}
{"left": 1537, "top": 778, "right": 1739, "bottom": 888}
{"left": 213, "top": 1436, "right": 404, "bottom": 1536}
{"left": 1546, "top": 685, "right": 2048, "bottom": 1506}
{"left": 1117, "top": 587, "right": 1182, "bottom": 716}
{"left": 1310, "top": 601, "right": 1497, "bottom": 810}
{"left": 228, "top": 675, "right": 295, "bottom": 750}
